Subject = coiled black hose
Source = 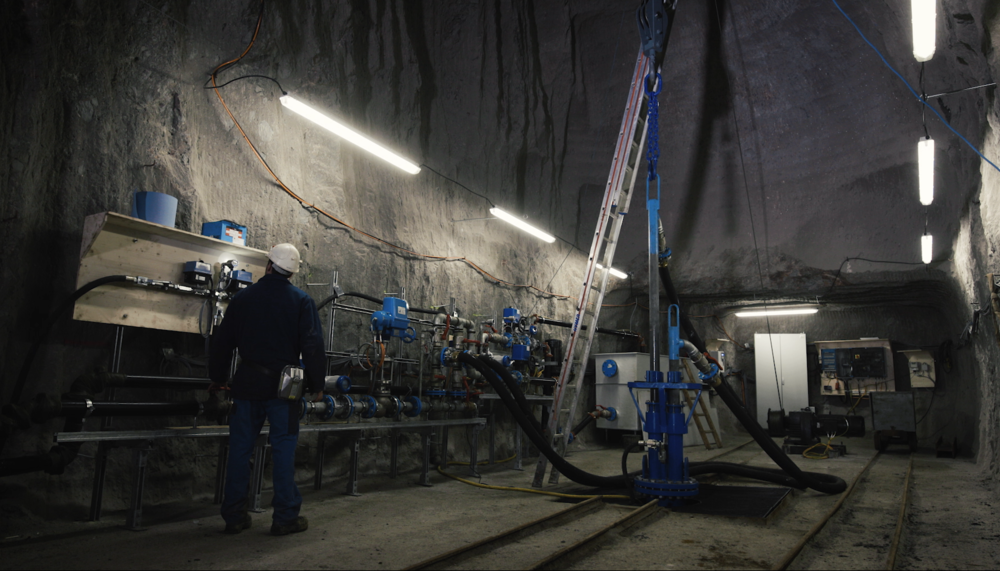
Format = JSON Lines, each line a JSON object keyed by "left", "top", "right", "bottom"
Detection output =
{"left": 657, "top": 264, "right": 847, "bottom": 494}
{"left": 477, "top": 356, "right": 544, "bottom": 435}
{"left": 456, "top": 352, "right": 631, "bottom": 489}
{"left": 9, "top": 275, "right": 131, "bottom": 409}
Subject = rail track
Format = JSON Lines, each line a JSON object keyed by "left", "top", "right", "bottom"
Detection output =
{"left": 406, "top": 441, "right": 755, "bottom": 570}
{"left": 772, "top": 451, "right": 914, "bottom": 570}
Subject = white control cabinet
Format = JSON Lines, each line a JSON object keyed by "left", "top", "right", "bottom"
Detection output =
{"left": 754, "top": 333, "right": 808, "bottom": 426}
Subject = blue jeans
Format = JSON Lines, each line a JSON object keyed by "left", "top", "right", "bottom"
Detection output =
{"left": 221, "top": 398, "right": 302, "bottom": 526}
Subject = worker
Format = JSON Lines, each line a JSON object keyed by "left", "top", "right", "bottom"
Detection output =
{"left": 209, "top": 243, "right": 326, "bottom": 536}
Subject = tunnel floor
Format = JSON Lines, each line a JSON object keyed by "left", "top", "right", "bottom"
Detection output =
{"left": 1, "top": 436, "right": 996, "bottom": 570}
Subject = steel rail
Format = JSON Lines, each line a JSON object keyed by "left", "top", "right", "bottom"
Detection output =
{"left": 885, "top": 455, "right": 914, "bottom": 570}
{"left": 771, "top": 451, "right": 883, "bottom": 570}
{"left": 528, "top": 499, "right": 661, "bottom": 570}
{"left": 403, "top": 496, "right": 608, "bottom": 570}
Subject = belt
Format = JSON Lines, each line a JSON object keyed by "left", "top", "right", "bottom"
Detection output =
{"left": 243, "top": 360, "right": 282, "bottom": 381}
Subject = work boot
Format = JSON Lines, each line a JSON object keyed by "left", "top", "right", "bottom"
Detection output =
{"left": 270, "top": 516, "right": 308, "bottom": 536}
{"left": 224, "top": 513, "right": 252, "bottom": 535}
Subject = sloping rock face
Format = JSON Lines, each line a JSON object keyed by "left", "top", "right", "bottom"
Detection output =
{"left": 0, "top": 0, "right": 998, "bottom": 511}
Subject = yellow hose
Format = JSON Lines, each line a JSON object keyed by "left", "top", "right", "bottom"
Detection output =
{"left": 435, "top": 466, "right": 630, "bottom": 499}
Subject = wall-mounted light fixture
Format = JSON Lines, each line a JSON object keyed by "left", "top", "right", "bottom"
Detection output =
{"left": 595, "top": 263, "right": 628, "bottom": 279}
{"left": 918, "top": 136, "right": 934, "bottom": 205}
{"left": 489, "top": 207, "right": 556, "bottom": 243}
{"left": 734, "top": 307, "right": 819, "bottom": 318}
{"left": 280, "top": 95, "right": 421, "bottom": 175}
{"left": 921, "top": 233, "right": 933, "bottom": 264}
{"left": 911, "top": 0, "right": 936, "bottom": 62}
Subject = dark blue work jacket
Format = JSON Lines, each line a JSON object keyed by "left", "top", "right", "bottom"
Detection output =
{"left": 209, "top": 273, "right": 326, "bottom": 400}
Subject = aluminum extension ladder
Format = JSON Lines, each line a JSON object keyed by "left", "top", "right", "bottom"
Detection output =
{"left": 533, "top": 50, "right": 656, "bottom": 487}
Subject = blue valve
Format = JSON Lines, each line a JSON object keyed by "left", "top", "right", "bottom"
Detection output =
{"left": 602, "top": 359, "right": 618, "bottom": 377}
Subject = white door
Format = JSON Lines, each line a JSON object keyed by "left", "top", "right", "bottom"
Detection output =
{"left": 755, "top": 333, "right": 808, "bottom": 426}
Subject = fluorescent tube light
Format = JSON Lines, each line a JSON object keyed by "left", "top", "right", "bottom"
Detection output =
{"left": 489, "top": 208, "right": 556, "bottom": 243}
{"left": 918, "top": 137, "right": 934, "bottom": 205}
{"left": 734, "top": 308, "right": 819, "bottom": 318}
{"left": 911, "top": 0, "right": 936, "bottom": 62}
{"left": 596, "top": 263, "right": 628, "bottom": 279}
{"left": 922, "top": 234, "right": 933, "bottom": 264}
{"left": 280, "top": 95, "right": 421, "bottom": 175}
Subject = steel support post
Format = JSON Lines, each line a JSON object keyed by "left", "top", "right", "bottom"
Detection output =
{"left": 213, "top": 441, "right": 229, "bottom": 504}
{"left": 488, "top": 410, "right": 496, "bottom": 465}
{"left": 314, "top": 432, "right": 326, "bottom": 491}
{"left": 248, "top": 437, "right": 269, "bottom": 513}
{"left": 418, "top": 431, "right": 434, "bottom": 487}
{"left": 440, "top": 426, "right": 449, "bottom": 466}
{"left": 467, "top": 425, "right": 482, "bottom": 477}
{"left": 89, "top": 325, "right": 124, "bottom": 522}
{"left": 514, "top": 424, "right": 524, "bottom": 471}
{"left": 124, "top": 444, "right": 152, "bottom": 531}
{"left": 345, "top": 432, "right": 362, "bottom": 496}
{"left": 389, "top": 429, "right": 400, "bottom": 479}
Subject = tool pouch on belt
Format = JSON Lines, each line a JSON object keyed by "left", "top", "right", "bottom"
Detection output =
{"left": 277, "top": 365, "right": 306, "bottom": 400}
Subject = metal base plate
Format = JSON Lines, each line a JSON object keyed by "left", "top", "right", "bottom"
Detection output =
{"left": 673, "top": 485, "right": 791, "bottom": 519}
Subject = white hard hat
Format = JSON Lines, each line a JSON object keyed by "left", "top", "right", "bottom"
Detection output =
{"left": 268, "top": 243, "right": 301, "bottom": 274}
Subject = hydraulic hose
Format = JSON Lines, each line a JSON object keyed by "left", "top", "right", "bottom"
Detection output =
{"left": 477, "top": 356, "right": 544, "bottom": 435}
{"left": 9, "top": 276, "right": 131, "bottom": 409}
{"left": 657, "top": 265, "right": 707, "bottom": 351}
{"left": 657, "top": 265, "right": 847, "bottom": 494}
{"left": 316, "top": 291, "right": 437, "bottom": 314}
{"left": 455, "top": 352, "right": 631, "bottom": 490}
{"left": 533, "top": 316, "right": 641, "bottom": 339}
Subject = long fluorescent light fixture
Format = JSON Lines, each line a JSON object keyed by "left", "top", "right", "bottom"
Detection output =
{"left": 922, "top": 234, "right": 933, "bottom": 264}
{"left": 280, "top": 95, "right": 421, "bottom": 175}
{"left": 489, "top": 208, "right": 556, "bottom": 243}
{"left": 911, "top": 0, "right": 936, "bottom": 62}
{"left": 596, "top": 263, "right": 628, "bottom": 279}
{"left": 734, "top": 308, "right": 819, "bottom": 318}
{"left": 918, "top": 137, "right": 934, "bottom": 205}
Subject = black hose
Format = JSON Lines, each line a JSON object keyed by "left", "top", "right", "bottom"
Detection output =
{"left": 657, "top": 265, "right": 847, "bottom": 495}
{"left": 658, "top": 265, "right": 708, "bottom": 351}
{"left": 533, "top": 316, "right": 641, "bottom": 339}
{"left": 477, "top": 356, "right": 544, "bottom": 435}
{"left": 9, "top": 276, "right": 131, "bottom": 409}
{"left": 571, "top": 411, "right": 598, "bottom": 439}
{"left": 456, "top": 352, "right": 631, "bottom": 489}
{"left": 689, "top": 462, "right": 805, "bottom": 489}
{"left": 1, "top": 399, "right": 87, "bottom": 478}
{"left": 316, "top": 291, "right": 437, "bottom": 314}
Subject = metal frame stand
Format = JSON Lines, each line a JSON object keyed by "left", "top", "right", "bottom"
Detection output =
{"left": 418, "top": 431, "right": 435, "bottom": 487}
{"left": 313, "top": 433, "right": 327, "bottom": 490}
{"left": 389, "top": 429, "right": 400, "bottom": 479}
{"left": 213, "top": 441, "right": 228, "bottom": 504}
{"left": 345, "top": 431, "right": 362, "bottom": 497}
{"left": 124, "top": 443, "right": 152, "bottom": 530}
{"left": 467, "top": 425, "right": 482, "bottom": 478}
{"left": 90, "top": 325, "right": 124, "bottom": 522}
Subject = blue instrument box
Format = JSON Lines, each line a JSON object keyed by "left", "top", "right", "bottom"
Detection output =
{"left": 202, "top": 220, "right": 247, "bottom": 246}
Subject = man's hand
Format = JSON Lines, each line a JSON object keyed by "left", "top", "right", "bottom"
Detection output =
{"left": 312, "top": 390, "right": 325, "bottom": 403}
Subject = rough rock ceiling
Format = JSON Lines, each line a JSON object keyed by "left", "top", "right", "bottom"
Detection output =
{"left": 554, "top": 0, "right": 992, "bottom": 293}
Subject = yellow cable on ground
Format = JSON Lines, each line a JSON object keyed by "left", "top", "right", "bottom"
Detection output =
{"left": 435, "top": 466, "right": 630, "bottom": 500}
{"left": 802, "top": 436, "right": 836, "bottom": 460}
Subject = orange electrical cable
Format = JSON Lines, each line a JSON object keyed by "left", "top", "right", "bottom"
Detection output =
{"left": 206, "top": 2, "right": 572, "bottom": 301}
